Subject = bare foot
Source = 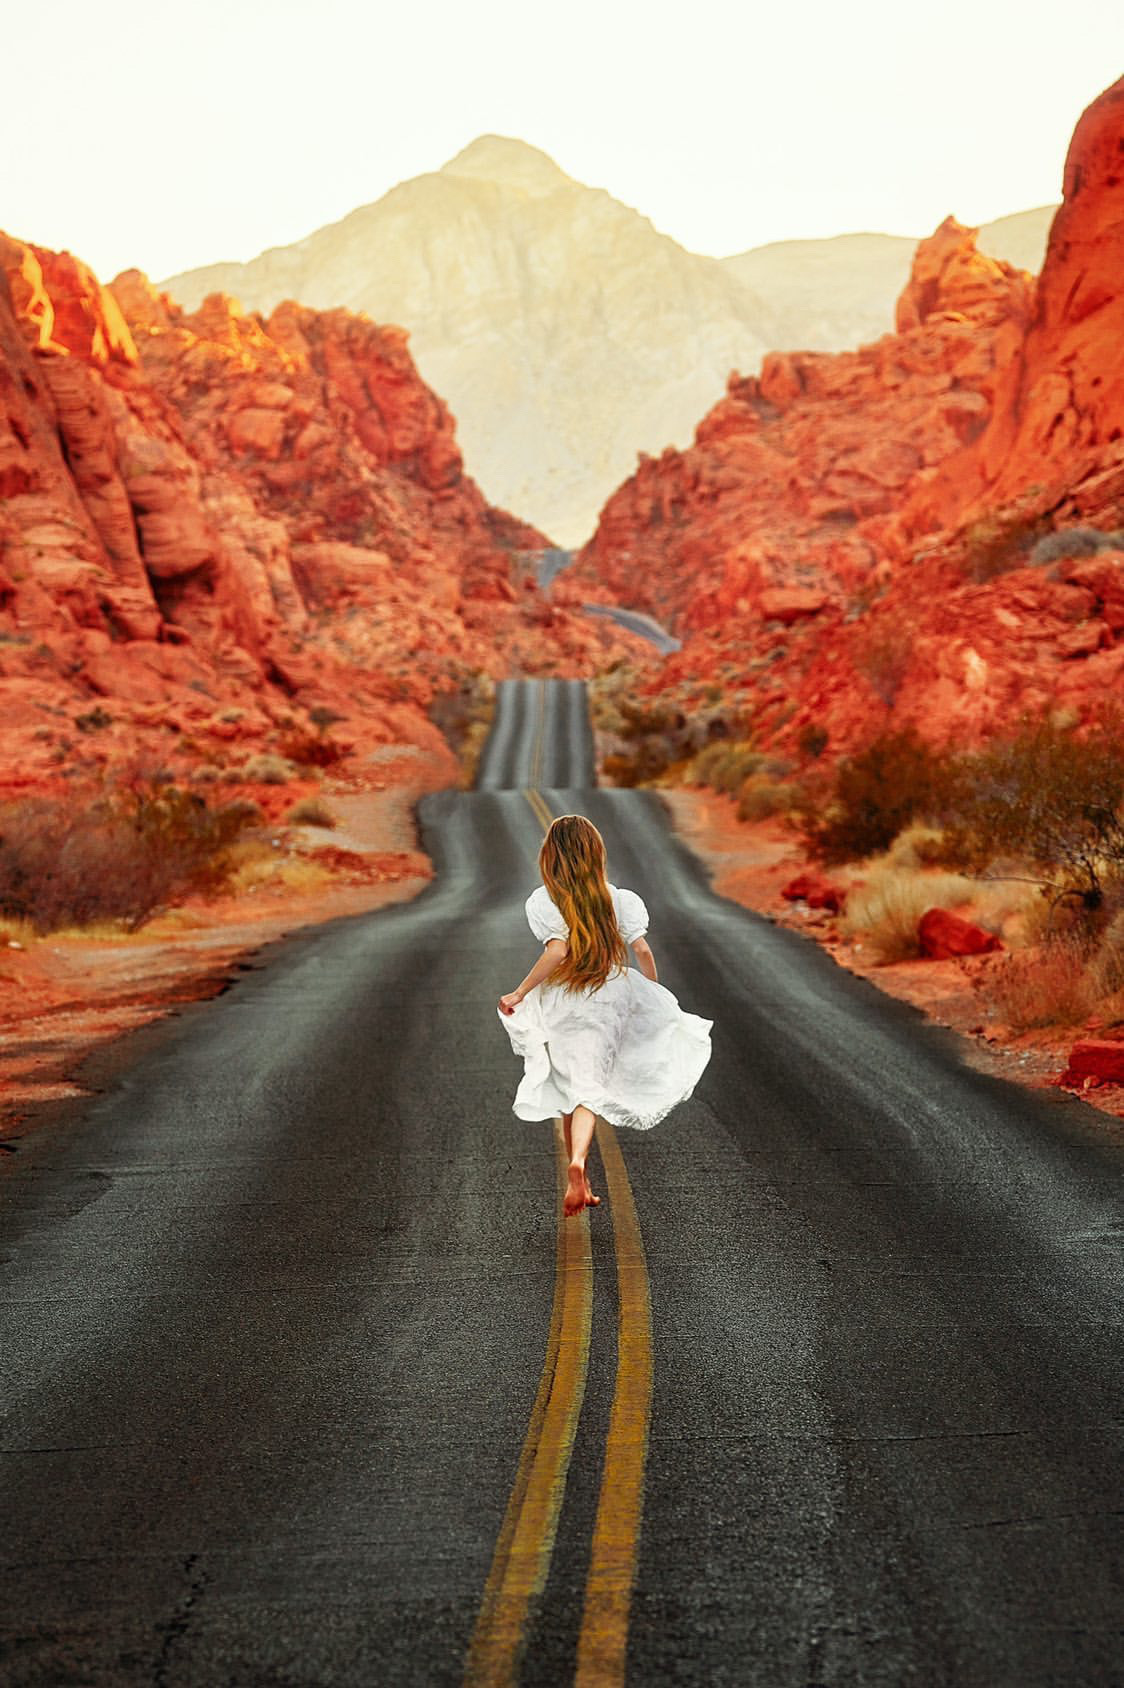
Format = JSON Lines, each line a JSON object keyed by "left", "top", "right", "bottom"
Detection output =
{"left": 583, "top": 1178, "right": 601, "bottom": 1207}
{"left": 564, "top": 1164, "right": 587, "bottom": 1217}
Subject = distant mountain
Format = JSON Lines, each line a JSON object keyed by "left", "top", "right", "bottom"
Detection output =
{"left": 720, "top": 207, "right": 1054, "bottom": 353}
{"left": 163, "top": 140, "right": 1057, "bottom": 544}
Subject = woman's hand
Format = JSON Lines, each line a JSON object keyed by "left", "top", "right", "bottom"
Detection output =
{"left": 498, "top": 991, "right": 523, "bottom": 1016}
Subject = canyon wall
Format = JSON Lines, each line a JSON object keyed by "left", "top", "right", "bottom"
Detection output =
{"left": 0, "top": 239, "right": 644, "bottom": 795}
{"left": 576, "top": 76, "right": 1124, "bottom": 759}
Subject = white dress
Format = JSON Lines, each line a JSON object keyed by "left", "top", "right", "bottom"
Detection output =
{"left": 498, "top": 883, "right": 713, "bottom": 1130}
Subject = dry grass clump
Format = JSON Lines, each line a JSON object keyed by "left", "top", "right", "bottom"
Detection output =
{"left": 986, "top": 938, "right": 1092, "bottom": 1031}
{"left": 286, "top": 796, "right": 338, "bottom": 828}
{"left": 690, "top": 741, "right": 765, "bottom": 793}
{"left": 241, "top": 753, "right": 299, "bottom": 785}
{"left": 0, "top": 786, "right": 260, "bottom": 934}
{"left": 886, "top": 824, "right": 951, "bottom": 871}
{"left": 840, "top": 865, "right": 981, "bottom": 963}
{"left": 736, "top": 778, "right": 800, "bottom": 822}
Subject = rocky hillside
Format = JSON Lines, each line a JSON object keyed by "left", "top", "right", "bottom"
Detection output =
{"left": 575, "top": 76, "right": 1124, "bottom": 758}
{"left": 164, "top": 137, "right": 1053, "bottom": 546}
{"left": 0, "top": 238, "right": 644, "bottom": 798}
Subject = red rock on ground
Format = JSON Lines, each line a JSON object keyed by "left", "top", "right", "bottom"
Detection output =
{"left": 1058, "top": 1039, "right": 1124, "bottom": 1088}
{"left": 781, "top": 871, "right": 846, "bottom": 913}
{"left": 918, "top": 907, "right": 1002, "bottom": 960}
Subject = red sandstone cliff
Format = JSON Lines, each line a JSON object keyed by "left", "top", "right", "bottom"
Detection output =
{"left": 576, "top": 76, "right": 1124, "bottom": 759}
{"left": 0, "top": 241, "right": 645, "bottom": 795}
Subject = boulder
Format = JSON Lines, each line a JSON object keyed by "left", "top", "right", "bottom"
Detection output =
{"left": 1058, "top": 1039, "right": 1124, "bottom": 1087}
{"left": 918, "top": 908, "right": 1002, "bottom": 959}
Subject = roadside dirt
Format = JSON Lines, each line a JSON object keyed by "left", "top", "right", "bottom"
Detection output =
{"left": 661, "top": 786, "right": 1124, "bottom": 1135}
{"left": 0, "top": 745, "right": 454, "bottom": 1137}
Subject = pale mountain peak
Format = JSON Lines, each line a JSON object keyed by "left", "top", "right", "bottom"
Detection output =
{"left": 439, "top": 134, "right": 573, "bottom": 196}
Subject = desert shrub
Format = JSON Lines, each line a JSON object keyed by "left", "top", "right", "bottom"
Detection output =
{"left": 854, "top": 628, "right": 910, "bottom": 706}
{"left": 690, "top": 742, "right": 764, "bottom": 796}
{"left": 797, "top": 723, "right": 830, "bottom": 760}
{"left": 840, "top": 865, "right": 980, "bottom": 963}
{"left": 963, "top": 499, "right": 1052, "bottom": 583}
{"left": 74, "top": 706, "right": 113, "bottom": 733}
{"left": 986, "top": 937, "right": 1092, "bottom": 1031}
{"left": 1029, "top": 526, "right": 1124, "bottom": 567}
{"left": 1086, "top": 906, "right": 1124, "bottom": 999}
{"left": 241, "top": 753, "right": 299, "bottom": 785}
{"left": 429, "top": 672, "right": 496, "bottom": 786}
{"left": 802, "top": 731, "right": 959, "bottom": 864}
{"left": 946, "top": 716, "right": 1124, "bottom": 906}
{"left": 0, "top": 785, "right": 259, "bottom": 933}
{"left": 277, "top": 731, "right": 346, "bottom": 769}
{"left": 286, "top": 796, "right": 338, "bottom": 828}
{"left": 886, "top": 823, "right": 953, "bottom": 871}
{"left": 736, "top": 779, "right": 799, "bottom": 822}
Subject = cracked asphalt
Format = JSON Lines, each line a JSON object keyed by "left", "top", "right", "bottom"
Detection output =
{"left": 1, "top": 680, "right": 1122, "bottom": 1685}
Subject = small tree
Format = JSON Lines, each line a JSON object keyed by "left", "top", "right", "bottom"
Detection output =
{"left": 950, "top": 717, "right": 1124, "bottom": 910}
{"left": 802, "top": 730, "right": 957, "bottom": 864}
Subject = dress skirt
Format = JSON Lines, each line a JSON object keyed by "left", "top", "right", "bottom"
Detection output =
{"left": 498, "top": 965, "right": 713, "bottom": 1131}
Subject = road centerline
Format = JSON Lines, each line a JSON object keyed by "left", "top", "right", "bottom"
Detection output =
{"left": 464, "top": 1123, "right": 593, "bottom": 1687}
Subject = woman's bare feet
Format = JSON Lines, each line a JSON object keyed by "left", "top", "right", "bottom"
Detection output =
{"left": 564, "top": 1164, "right": 587, "bottom": 1217}
{"left": 563, "top": 1164, "right": 602, "bottom": 1215}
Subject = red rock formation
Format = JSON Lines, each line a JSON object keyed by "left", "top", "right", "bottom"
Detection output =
{"left": 577, "top": 76, "right": 1124, "bottom": 763}
{"left": 0, "top": 239, "right": 648, "bottom": 800}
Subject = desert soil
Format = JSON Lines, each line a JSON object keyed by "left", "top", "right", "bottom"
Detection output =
{"left": 0, "top": 745, "right": 452, "bottom": 1138}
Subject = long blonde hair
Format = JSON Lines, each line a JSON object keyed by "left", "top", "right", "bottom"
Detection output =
{"left": 538, "top": 814, "right": 628, "bottom": 993}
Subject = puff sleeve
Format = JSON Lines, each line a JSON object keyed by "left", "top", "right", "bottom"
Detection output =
{"left": 616, "top": 888, "right": 649, "bottom": 944}
{"left": 525, "top": 887, "right": 568, "bottom": 944}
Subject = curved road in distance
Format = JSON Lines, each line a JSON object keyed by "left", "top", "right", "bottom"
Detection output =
{"left": 1, "top": 679, "right": 1121, "bottom": 1686}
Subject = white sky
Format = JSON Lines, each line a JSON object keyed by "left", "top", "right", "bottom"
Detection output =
{"left": 4, "top": 0, "right": 1120, "bottom": 282}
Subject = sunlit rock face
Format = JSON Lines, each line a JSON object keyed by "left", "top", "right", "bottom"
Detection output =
{"left": 0, "top": 235, "right": 644, "bottom": 796}
{"left": 163, "top": 135, "right": 1054, "bottom": 548}
{"left": 575, "top": 76, "right": 1124, "bottom": 759}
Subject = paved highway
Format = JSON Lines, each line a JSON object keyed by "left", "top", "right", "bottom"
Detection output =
{"left": 1, "top": 680, "right": 1121, "bottom": 1685}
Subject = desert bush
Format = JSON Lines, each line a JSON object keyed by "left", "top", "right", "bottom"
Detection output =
{"left": 241, "top": 753, "right": 299, "bottom": 785}
{"left": 277, "top": 731, "right": 346, "bottom": 769}
{"left": 429, "top": 672, "right": 496, "bottom": 786}
{"left": 0, "top": 785, "right": 259, "bottom": 933}
{"left": 736, "top": 779, "right": 799, "bottom": 822}
{"left": 797, "top": 723, "right": 830, "bottom": 760}
{"left": 1086, "top": 906, "right": 1124, "bottom": 999}
{"left": 886, "top": 823, "right": 953, "bottom": 871}
{"left": 854, "top": 628, "right": 911, "bottom": 707}
{"left": 802, "top": 731, "right": 959, "bottom": 864}
{"left": 946, "top": 716, "right": 1124, "bottom": 907}
{"left": 1029, "top": 526, "right": 1124, "bottom": 567}
{"left": 986, "top": 937, "right": 1092, "bottom": 1031}
{"left": 690, "top": 741, "right": 764, "bottom": 796}
{"left": 963, "top": 499, "right": 1052, "bottom": 583}
{"left": 286, "top": 796, "right": 338, "bottom": 828}
{"left": 841, "top": 865, "right": 980, "bottom": 963}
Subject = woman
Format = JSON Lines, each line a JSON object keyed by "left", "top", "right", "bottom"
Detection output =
{"left": 498, "top": 814, "right": 713, "bottom": 1215}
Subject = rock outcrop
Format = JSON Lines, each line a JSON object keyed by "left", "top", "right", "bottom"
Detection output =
{"left": 0, "top": 236, "right": 646, "bottom": 797}
{"left": 576, "top": 76, "right": 1124, "bottom": 762}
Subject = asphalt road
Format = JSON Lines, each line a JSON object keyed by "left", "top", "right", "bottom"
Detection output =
{"left": 2, "top": 680, "right": 1122, "bottom": 1686}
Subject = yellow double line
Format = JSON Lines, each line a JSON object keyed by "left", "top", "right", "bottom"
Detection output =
{"left": 465, "top": 783, "right": 654, "bottom": 1687}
